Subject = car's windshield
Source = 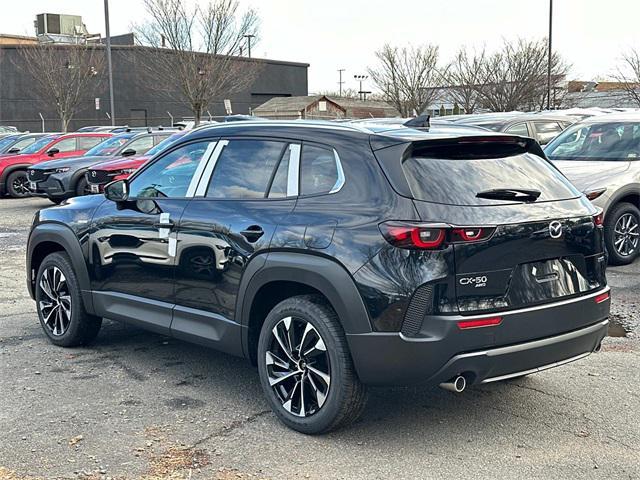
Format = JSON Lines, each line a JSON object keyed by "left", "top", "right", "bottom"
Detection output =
{"left": 145, "top": 133, "right": 185, "bottom": 157}
{"left": 84, "top": 134, "right": 133, "bottom": 156}
{"left": 545, "top": 121, "right": 640, "bottom": 161}
{"left": 0, "top": 136, "right": 20, "bottom": 152}
{"left": 19, "top": 136, "right": 55, "bottom": 154}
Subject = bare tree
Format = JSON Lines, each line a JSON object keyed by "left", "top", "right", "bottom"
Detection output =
{"left": 133, "top": 0, "right": 262, "bottom": 125}
{"left": 613, "top": 48, "right": 640, "bottom": 107}
{"left": 474, "top": 38, "right": 568, "bottom": 112}
{"left": 440, "top": 47, "right": 485, "bottom": 114}
{"left": 15, "top": 43, "right": 104, "bottom": 132}
{"left": 367, "top": 44, "right": 440, "bottom": 117}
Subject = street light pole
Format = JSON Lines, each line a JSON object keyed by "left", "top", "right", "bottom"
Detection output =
{"left": 243, "top": 34, "right": 255, "bottom": 58}
{"left": 546, "top": 0, "right": 553, "bottom": 111}
{"left": 104, "top": 0, "right": 115, "bottom": 125}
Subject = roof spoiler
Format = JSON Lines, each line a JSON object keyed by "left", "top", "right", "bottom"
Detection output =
{"left": 403, "top": 115, "right": 430, "bottom": 130}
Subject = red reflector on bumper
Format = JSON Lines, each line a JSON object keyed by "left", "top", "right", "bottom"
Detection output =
{"left": 457, "top": 316, "right": 503, "bottom": 330}
{"left": 594, "top": 292, "right": 610, "bottom": 304}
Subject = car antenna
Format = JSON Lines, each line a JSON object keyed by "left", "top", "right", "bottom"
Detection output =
{"left": 403, "top": 115, "right": 431, "bottom": 130}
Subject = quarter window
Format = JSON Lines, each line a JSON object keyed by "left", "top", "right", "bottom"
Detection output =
{"left": 128, "top": 141, "right": 212, "bottom": 198}
{"left": 206, "top": 140, "right": 288, "bottom": 199}
{"left": 300, "top": 144, "right": 342, "bottom": 196}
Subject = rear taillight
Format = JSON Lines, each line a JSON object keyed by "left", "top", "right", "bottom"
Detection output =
{"left": 594, "top": 292, "right": 610, "bottom": 304}
{"left": 457, "top": 316, "right": 503, "bottom": 330}
{"left": 593, "top": 211, "right": 604, "bottom": 227}
{"left": 379, "top": 222, "right": 495, "bottom": 250}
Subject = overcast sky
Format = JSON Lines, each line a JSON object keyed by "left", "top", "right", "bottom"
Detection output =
{"left": 2, "top": 0, "right": 639, "bottom": 93}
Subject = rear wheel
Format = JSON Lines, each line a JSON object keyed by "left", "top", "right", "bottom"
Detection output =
{"left": 605, "top": 202, "right": 640, "bottom": 265}
{"left": 35, "top": 252, "right": 102, "bottom": 347}
{"left": 6, "top": 170, "right": 30, "bottom": 198}
{"left": 257, "top": 295, "right": 367, "bottom": 434}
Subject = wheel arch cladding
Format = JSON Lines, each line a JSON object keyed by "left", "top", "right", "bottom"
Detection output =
{"left": 27, "top": 223, "right": 94, "bottom": 313}
{"left": 1, "top": 163, "right": 32, "bottom": 189}
{"left": 238, "top": 251, "right": 372, "bottom": 363}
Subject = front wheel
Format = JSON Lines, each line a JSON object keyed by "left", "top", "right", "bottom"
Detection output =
{"left": 6, "top": 170, "right": 30, "bottom": 198}
{"left": 35, "top": 252, "right": 102, "bottom": 347}
{"left": 75, "top": 176, "right": 91, "bottom": 196}
{"left": 605, "top": 202, "right": 640, "bottom": 265}
{"left": 257, "top": 295, "right": 367, "bottom": 434}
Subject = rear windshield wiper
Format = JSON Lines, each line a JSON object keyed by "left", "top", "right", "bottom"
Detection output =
{"left": 476, "top": 188, "right": 541, "bottom": 202}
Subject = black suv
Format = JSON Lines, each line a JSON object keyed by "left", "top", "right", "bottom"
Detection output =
{"left": 27, "top": 121, "right": 610, "bottom": 434}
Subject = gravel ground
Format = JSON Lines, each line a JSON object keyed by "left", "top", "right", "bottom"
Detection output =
{"left": 0, "top": 197, "right": 638, "bottom": 480}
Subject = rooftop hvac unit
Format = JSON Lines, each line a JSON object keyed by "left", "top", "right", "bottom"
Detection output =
{"left": 35, "top": 13, "right": 88, "bottom": 37}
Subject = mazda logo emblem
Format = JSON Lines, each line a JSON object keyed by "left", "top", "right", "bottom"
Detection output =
{"left": 549, "top": 221, "right": 563, "bottom": 239}
{"left": 91, "top": 171, "right": 96, "bottom": 177}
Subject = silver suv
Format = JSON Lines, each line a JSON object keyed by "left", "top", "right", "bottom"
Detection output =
{"left": 545, "top": 113, "right": 640, "bottom": 264}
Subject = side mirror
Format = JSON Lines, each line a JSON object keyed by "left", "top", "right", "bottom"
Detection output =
{"left": 121, "top": 148, "right": 136, "bottom": 157}
{"left": 7, "top": 147, "right": 20, "bottom": 153}
{"left": 46, "top": 147, "right": 60, "bottom": 156}
{"left": 104, "top": 179, "right": 128, "bottom": 202}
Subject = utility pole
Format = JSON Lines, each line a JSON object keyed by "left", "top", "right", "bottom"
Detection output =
{"left": 338, "top": 69, "right": 345, "bottom": 97}
{"left": 546, "top": 0, "right": 553, "bottom": 111}
{"left": 104, "top": 0, "right": 115, "bottom": 125}
{"left": 243, "top": 34, "right": 255, "bottom": 58}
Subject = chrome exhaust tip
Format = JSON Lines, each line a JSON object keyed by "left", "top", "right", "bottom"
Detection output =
{"left": 594, "top": 342, "right": 602, "bottom": 353}
{"left": 439, "top": 375, "right": 466, "bottom": 393}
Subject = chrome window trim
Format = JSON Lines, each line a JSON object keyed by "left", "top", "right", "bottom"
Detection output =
{"left": 330, "top": 148, "right": 345, "bottom": 194}
{"left": 287, "top": 144, "right": 301, "bottom": 197}
{"left": 184, "top": 140, "right": 219, "bottom": 198}
{"left": 194, "top": 140, "right": 229, "bottom": 197}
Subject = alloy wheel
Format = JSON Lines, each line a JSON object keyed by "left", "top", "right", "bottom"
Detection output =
{"left": 38, "top": 266, "right": 72, "bottom": 336}
{"left": 11, "top": 174, "right": 30, "bottom": 196}
{"left": 613, "top": 213, "right": 639, "bottom": 257}
{"left": 265, "top": 316, "right": 331, "bottom": 417}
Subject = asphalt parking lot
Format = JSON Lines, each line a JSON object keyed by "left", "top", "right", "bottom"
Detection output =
{"left": 0, "top": 198, "right": 638, "bottom": 480}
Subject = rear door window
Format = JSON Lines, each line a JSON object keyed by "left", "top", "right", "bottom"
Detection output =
{"left": 54, "top": 138, "right": 78, "bottom": 152}
{"left": 78, "top": 136, "right": 105, "bottom": 150}
{"left": 206, "top": 140, "right": 288, "bottom": 199}
{"left": 403, "top": 152, "right": 580, "bottom": 206}
{"left": 505, "top": 123, "right": 529, "bottom": 136}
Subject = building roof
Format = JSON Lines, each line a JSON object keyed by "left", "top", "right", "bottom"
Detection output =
{"left": 254, "top": 95, "right": 399, "bottom": 118}
{"left": 253, "top": 95, "right": 324, "bottom": 113}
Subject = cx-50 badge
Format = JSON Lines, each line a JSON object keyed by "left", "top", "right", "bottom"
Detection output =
{"left": 459, "top": 275, "right": 488, "bottom": 288}
{"left": 549, "top": 221, "right": 563, "bottom": 239}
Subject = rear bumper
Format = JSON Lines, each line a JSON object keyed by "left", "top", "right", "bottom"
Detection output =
{"left": 347, "top": 288, "right": 610, "bottom": 386}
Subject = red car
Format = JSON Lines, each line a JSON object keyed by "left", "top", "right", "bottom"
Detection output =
{"left": 86, "top": 131, "right": 187, "bottom": 192}
{"left": 0, "top": 132, "right": 111, "bottom": 197}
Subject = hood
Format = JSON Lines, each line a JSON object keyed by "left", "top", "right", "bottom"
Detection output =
{"left": 29, "top": 155, "right": 111, "bottom": 171}
{"left": 551, "top": 160, "right": 631, "bottom": 191}
{"left": 91, "top": 155, "right": 150, "bottom": 171}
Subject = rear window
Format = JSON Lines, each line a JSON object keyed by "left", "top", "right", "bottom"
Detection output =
{"left": 403, "top": 153, "right": 580, "bottom": 205}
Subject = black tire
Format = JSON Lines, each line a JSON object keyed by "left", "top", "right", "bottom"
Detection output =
{"left": 257, "top": 294, "right": 368, "bottom": 434}
{"left": 49, "top": 197, "right": 64, "bottom": 205}
{"left": 604, "top": 202, "right": 640, "bottom": 265}
{"left": 75, "top": 176, "right": 91, "bottom": 197}
{"left": 6, "top": 170, "right": 30, "bottom": 198}
{"left": 35, "top": 252, "right": 102, "bottom": 347}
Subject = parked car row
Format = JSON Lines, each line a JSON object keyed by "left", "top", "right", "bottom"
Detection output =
{"left": 2, "top": 111, "right": 638, "bottom": 266}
